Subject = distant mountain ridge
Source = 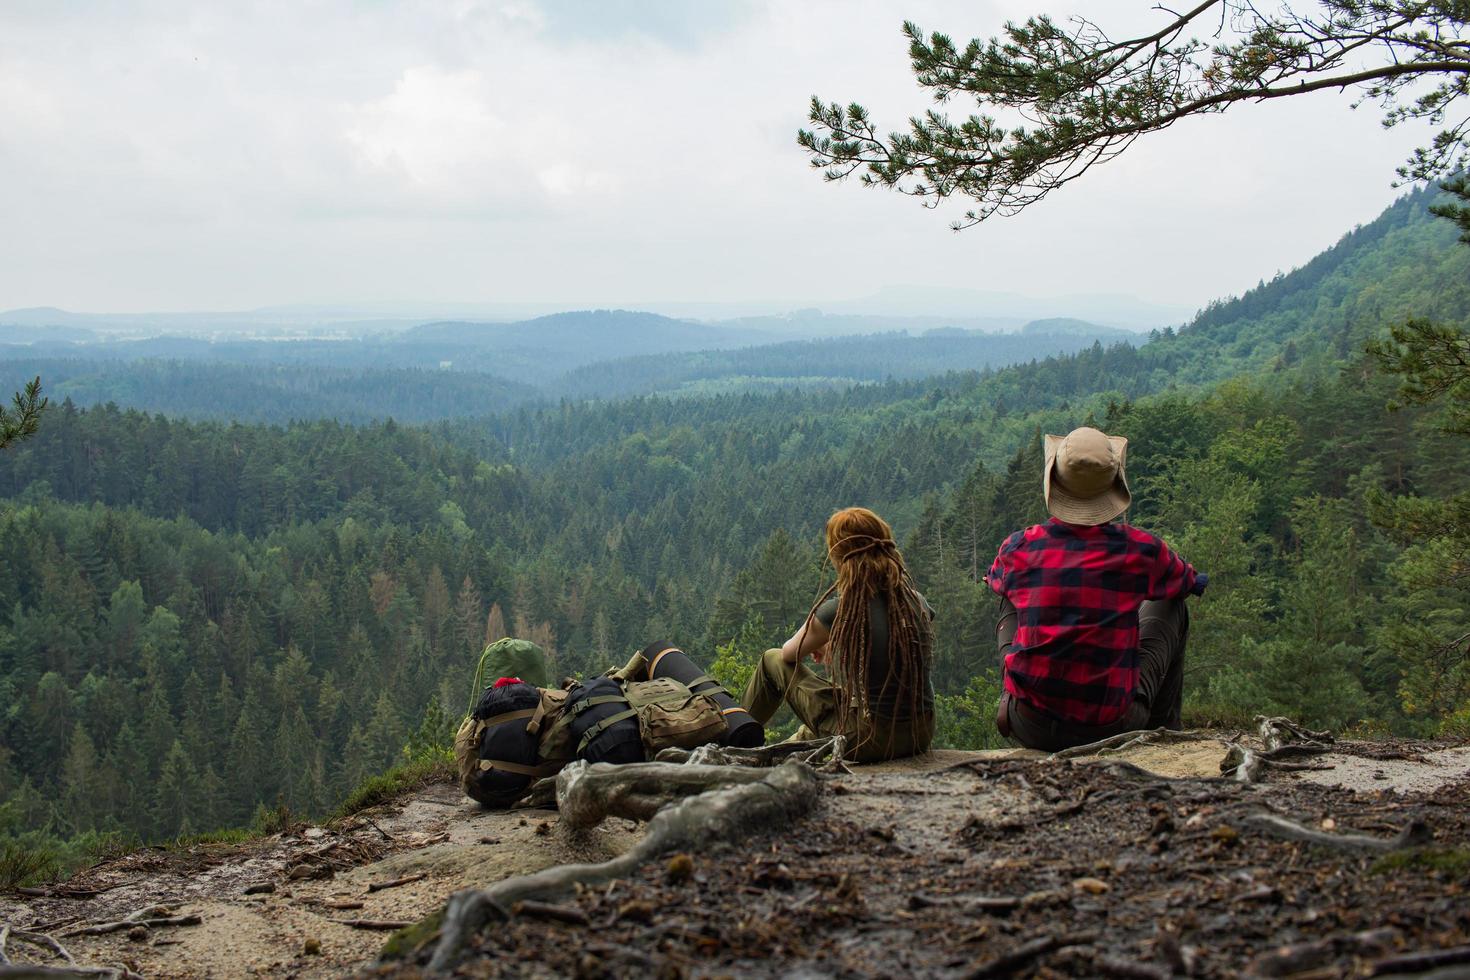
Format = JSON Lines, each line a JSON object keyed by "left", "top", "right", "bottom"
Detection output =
{"left": 1021, "top": 317, "right": 1135, "bottom": 337}
{"left": 4, "top": 186, "right": 1467, "bottom": 421}
{"left": 396, "top": 309, "right": 769, "bottom": 358}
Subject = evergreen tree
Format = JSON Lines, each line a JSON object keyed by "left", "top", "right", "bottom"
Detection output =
{"left": 154, "top": 740, "right": 203, "bottom": 839}
{"left": 59, "top": 721, "right": 101, "bottom": 835}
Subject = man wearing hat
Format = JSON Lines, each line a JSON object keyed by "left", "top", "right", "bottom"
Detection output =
{"left": 986, "top": 427, "right": 1207, "bottom": 751}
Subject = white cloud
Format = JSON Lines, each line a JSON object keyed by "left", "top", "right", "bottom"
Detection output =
{"left": 0, "top": 0, "right": 1433, "bottom": 313}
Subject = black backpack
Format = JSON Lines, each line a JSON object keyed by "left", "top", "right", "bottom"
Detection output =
{"left": 563, "top": 677, "right": 646, "bottom": 765}
{"left": 462, "top": 682, "right": 559, "bottom": 808}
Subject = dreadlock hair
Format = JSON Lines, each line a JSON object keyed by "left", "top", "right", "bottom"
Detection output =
{"left": 810, "top": 506, "right": 933, "bottom": 746}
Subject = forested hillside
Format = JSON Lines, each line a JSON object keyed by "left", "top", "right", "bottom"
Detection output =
{"left": 1, "top": 186, "right": 1468, "bottom": 872}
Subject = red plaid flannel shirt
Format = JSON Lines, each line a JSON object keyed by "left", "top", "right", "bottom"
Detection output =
{"left": 986, "top": 519, "right": 1198, "bottom": 726}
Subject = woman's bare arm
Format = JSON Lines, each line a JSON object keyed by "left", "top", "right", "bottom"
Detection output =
{"left": 779, "top": 615, "right": 830, "bottom": 665}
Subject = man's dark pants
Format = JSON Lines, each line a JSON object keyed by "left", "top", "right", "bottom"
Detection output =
{"left": 996, "top": 598, "right": 1188, "bottom": 753}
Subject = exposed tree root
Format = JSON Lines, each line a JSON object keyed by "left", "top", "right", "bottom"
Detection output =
{"left": 1222, "top": 743, "right": 1263, "bottom": 783}
{"left": 0, "top": 920, "right": 144, "bottom": 980}
{"left": 1369, "top": 942, "right": 1470, "bottom": 976}
{"left": 59, "top": 913, "right": 201, "bottom": 938}
{"left": 1248, "top": 926, "right": 1398, "bottom": 976}
{"left": 1257, "top": 716, "right": 1333, "bottom": 753}
{"left": 964, "top": 930, "right": 1099, "bottom": 979}
{"left": 365, "top": 872, "right": 426, "bottom": 893}
{"left": 556, "top": 760, "right": 780, "bottom": 830}
{"left": 0, "top": 926, "right": 77, "bottom": 966}
{"left": 654, "top": 735, "right": 848, "bottom": 771}
{"left": 1243, "top": 814, "right": 1432, "bottom": 853}
{"left": 425, "top": 759, "right": 820, "bottom": 972}
{"left": 1049, "top": 728, "right": 1218, "bottom": 760}
{"left": 1052, "top": 719, "right": 1336, "bottom": 787}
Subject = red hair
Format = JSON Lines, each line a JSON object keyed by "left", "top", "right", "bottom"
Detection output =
{"left": 815, "top": 507, "right": 932, "bottom": 740}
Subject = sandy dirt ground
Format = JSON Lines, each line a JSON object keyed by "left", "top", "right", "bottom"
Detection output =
{"left": 1, "top": 786, "right": 638, "bottom": 979}
{"left": 4, "top": 737, "right": 1467, "bottom": 978}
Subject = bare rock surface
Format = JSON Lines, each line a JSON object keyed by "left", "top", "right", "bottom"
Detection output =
{"left": 3, "top": 736, "right": 1468, "bottom": 978}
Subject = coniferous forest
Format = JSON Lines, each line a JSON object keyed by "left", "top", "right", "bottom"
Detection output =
{"left": 1, "top": 184, "right": 1468, "bottom": 867}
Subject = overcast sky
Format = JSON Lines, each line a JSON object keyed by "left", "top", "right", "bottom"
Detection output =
{"left": 0, "top": 0, "right": 1433, "bottom": 318}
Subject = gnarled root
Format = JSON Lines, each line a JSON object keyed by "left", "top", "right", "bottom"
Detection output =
{"left": 556, "top": 760, "right": 780, "bottom": 830}
{"left": 1222, "top": 743, "right": 1263, "bottom": 783}
{"left": 1256, "top": 716, "right": 1333, "bottom": 754}
{"left": 1049, "top": 728, "right": 1218, "bottom": 761}
{"left": 426, "top": 759, "right": 820, "bottom": 972}
{"left": 1222, "top": 718, "right": 1336, "bottom": 783}
{"left": 654, "top": 735, "right": 848, "bottom": 771}
{"left": 1243, "top": 814, "right": 1431, "bottom": 853}
{"left": 0, "top": 919, "right": 144, "bottom": 979}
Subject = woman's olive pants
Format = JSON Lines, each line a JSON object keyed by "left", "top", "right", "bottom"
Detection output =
{"left": 741, "top": 649, "right": 933, "bottom": 763}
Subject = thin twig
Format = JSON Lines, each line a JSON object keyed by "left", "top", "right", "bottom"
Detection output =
{"left": 60, "top": 916, "right": 201, "bottom": 938}
{"left": 965, "top": 930, "right": 1099, "bottom": 979}
{"left": 512, "top": 900, "right": 590, "bottom": 926}
{"left": 365, "top": 872, "right": 426, "bottom": 893}
{"left": 327, "top": 919, "right": 413, "bottom": 931}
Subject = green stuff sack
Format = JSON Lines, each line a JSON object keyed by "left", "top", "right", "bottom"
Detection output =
{"left": 473, "top": 638, "right": 552, "bottom": 693}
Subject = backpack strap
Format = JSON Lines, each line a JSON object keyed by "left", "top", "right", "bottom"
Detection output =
{"left": 479, "top": 708, "right": 537, "bottom": 728}
{"left": 539, "top": 694, "right": 628, "bottom": 759}
{"left": 648, "top": 646, "right": 681, "bottom": 675}
{"left": 567, "top": 695, "right": 627, "bottom": 716}
{"left": 645, "top": 653, "right": 733, "bottom": 700}
{"left": 477, "top": 758, "right": 563, "bottom": 778}
{"left": 576, "top": 708, "right": 640, "bottom": 754}
{"left": 466, "top": 707, "right": 537, "bottom": 749}
{"left": 721, "top": 706, "right": 752, "bottom": 717}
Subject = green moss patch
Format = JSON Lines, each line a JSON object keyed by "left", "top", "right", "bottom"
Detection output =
{"left": 379, "top": 908, "right": 446, "bottom": 961}
{"left": 330, "top": 752, "right": 454, "bottom": 822}
{"left": 1371, "top": 846, "right": 1470, "bottom": 877}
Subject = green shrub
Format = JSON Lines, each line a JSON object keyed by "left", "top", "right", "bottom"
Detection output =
{"left": 0, "top": 839, "right": 59, "bottom": 890}
{"left": 331, "top": 752, "right": 454, "bottom": 821}
{"left": 934, "top": 673, "right": 1007, "bottom": 750}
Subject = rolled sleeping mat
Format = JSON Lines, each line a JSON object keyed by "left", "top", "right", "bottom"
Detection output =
{"left": 640, "top": 641, "right": 765, "bottom": 748}
{"left": 565, "top": 677, "right": 645, "bottom": 766}
{"left": 466, "top": 681, "right": 560, "bottom": 809}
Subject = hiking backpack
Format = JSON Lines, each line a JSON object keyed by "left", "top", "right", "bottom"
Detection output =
{"left": 555, "top": 675, "right": 728, "bottom": 764}
{"left": 638, "top": 640, "right": 765, "bottom": 748}
{"left": 454, "top": 680, "right": 563, "bottom": 809}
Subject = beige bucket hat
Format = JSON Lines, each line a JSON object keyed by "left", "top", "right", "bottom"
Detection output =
{"left": 1043, "top": 427, "right": 1130, "bottom": 525}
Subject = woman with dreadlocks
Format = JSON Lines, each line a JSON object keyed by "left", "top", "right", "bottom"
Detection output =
{"left": 741, "top": 506, "right": 935, "bottom": 762}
